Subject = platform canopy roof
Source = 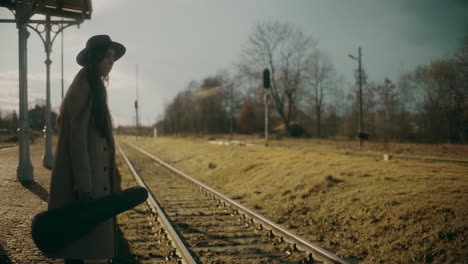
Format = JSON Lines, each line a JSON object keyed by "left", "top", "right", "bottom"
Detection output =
{"left": 0, "top": 0, "right": 92, "bottom": 21}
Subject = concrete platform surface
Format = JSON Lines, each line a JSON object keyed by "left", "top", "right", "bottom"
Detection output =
{"left": 0, "top": 143, "right": 109, "bottom": 264}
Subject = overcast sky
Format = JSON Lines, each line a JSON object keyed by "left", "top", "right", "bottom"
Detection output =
{"left": 1, "top": 0, "right": 467, "bottom": 126}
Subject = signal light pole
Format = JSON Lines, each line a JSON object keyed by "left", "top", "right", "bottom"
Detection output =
{"left": 135, "top": 64, "right": 140, "bottom": 138}
{"left": 229, "top": 83, "right": 234, "bottom": 141}
{"left": 263, "top": 69, "right": 271, "bottom": 147}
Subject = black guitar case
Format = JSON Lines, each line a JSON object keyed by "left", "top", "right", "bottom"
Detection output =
{"left": 31, "top": 186, "right": 148, "bottom": 255}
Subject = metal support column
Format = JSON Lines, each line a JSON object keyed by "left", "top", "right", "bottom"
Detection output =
{"left": 42, "top": 15, "right": 53, "bottom": 169}
{"left": 61, "top": 19, "right": 64, "bottom": 100}
{"left": 17, "top": 22, "right": 34, "bottom": 182}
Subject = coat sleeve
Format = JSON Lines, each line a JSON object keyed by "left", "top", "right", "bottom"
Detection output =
{"left": 67, "top": 78, "right": 93, "bottom": 194}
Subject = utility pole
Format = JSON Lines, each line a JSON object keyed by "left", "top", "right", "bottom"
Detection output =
{"left": 349, "top": 47, "right": 364, "bottom": 148}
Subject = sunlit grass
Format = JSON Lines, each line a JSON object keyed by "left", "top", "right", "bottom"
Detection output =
{"left": 117, "top": 135, "right": 467, "bottom": 263}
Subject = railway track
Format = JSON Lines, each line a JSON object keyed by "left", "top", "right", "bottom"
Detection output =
{"left": 117, "top": 139, "right": 350, "bottom": 264}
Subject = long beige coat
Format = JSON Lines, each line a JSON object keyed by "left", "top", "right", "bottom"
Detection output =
{"left": 48, "top": 68, "right": 117, "bottom": 260}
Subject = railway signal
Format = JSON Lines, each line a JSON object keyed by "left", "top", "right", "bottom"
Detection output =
{"left": 263, "top": 69, "right": 271, "bottom": 89}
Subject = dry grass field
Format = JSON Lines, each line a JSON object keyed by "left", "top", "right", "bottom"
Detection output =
{"left": 119, "top": 135, "right": 467, "bottom": 264}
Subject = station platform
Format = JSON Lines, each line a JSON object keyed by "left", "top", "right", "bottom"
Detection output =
{"left": 0, "top": 143, "right": 111, "bottom": 264}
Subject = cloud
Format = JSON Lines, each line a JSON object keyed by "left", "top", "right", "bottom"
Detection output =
{"left": 62, "top": 30, "right": 91, "bottom": 54}
{"left": 92, "top": 0, "right": 125, "bottom": 16}
{"left": 0, "top": 66, "right": 156, "bottom": 126}
{"left": 0, "top": 95, "right": 19, "bottom": 113}
{"left": 0, "top": 69, "right": 67, "bottom": 113}
{"left": 0, "top": 72, "right": 19, "bottom": 105}
{"left": 108, "top": 68, "right": 137, "bottom": 92}
{"left": 0, "top": 71, "right": 18, "bottom": 83}
{"left": 397, "top": 0, "right": 468, "bottom": 47}
{"left": 0, "top": 70, "right": 75, "bottom": 82}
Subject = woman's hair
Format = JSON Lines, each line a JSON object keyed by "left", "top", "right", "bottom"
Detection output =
{"left": 85, "top": 46, "right": 113, "bottom": 139}
{"left": 56, "top": 46, "right": 112, "bottom": 139}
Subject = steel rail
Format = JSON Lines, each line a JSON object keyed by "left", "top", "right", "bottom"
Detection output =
{"left": 122, "top": 139, "right": 349, "bottom": 264}
{"left": 116, "top": 141, "right": 197, "bottom": 264}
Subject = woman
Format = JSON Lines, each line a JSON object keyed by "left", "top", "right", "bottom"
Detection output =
{"left": 48, "top": 35, "right": 126, "bottom": 264}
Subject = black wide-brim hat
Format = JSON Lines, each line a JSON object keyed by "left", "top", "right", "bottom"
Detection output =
{"left": 76, "top": 35, "right": 126, "bottom": 66}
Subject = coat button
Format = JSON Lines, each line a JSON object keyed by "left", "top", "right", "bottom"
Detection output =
{"left": 103, "top": 186, "right": 108, "bottom": 191}
{"left": 104, "top": 166, "right": 107, "bottom": 172}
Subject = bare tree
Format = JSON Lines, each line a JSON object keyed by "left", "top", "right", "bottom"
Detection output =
{"left": 238, "top": 20, "right": 317, "bottom": 135}
{"left": 305, "top": 50, "right": 337, "bottom": 137}
{"left": 162, "top": 81, "right": 197, "bottom": 135}
{"left": 423, "top": 59, "right": 464, "bottom": 142}
{"left": 453, "top": 35, "right": 467, "bottom": 142}
{"left": 373, "top": 78, "right": 398, "bottom": 145}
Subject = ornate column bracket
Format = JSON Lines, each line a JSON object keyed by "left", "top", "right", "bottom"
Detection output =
{"left": 26, "top": 17, "right": 80, "bottom": 169}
